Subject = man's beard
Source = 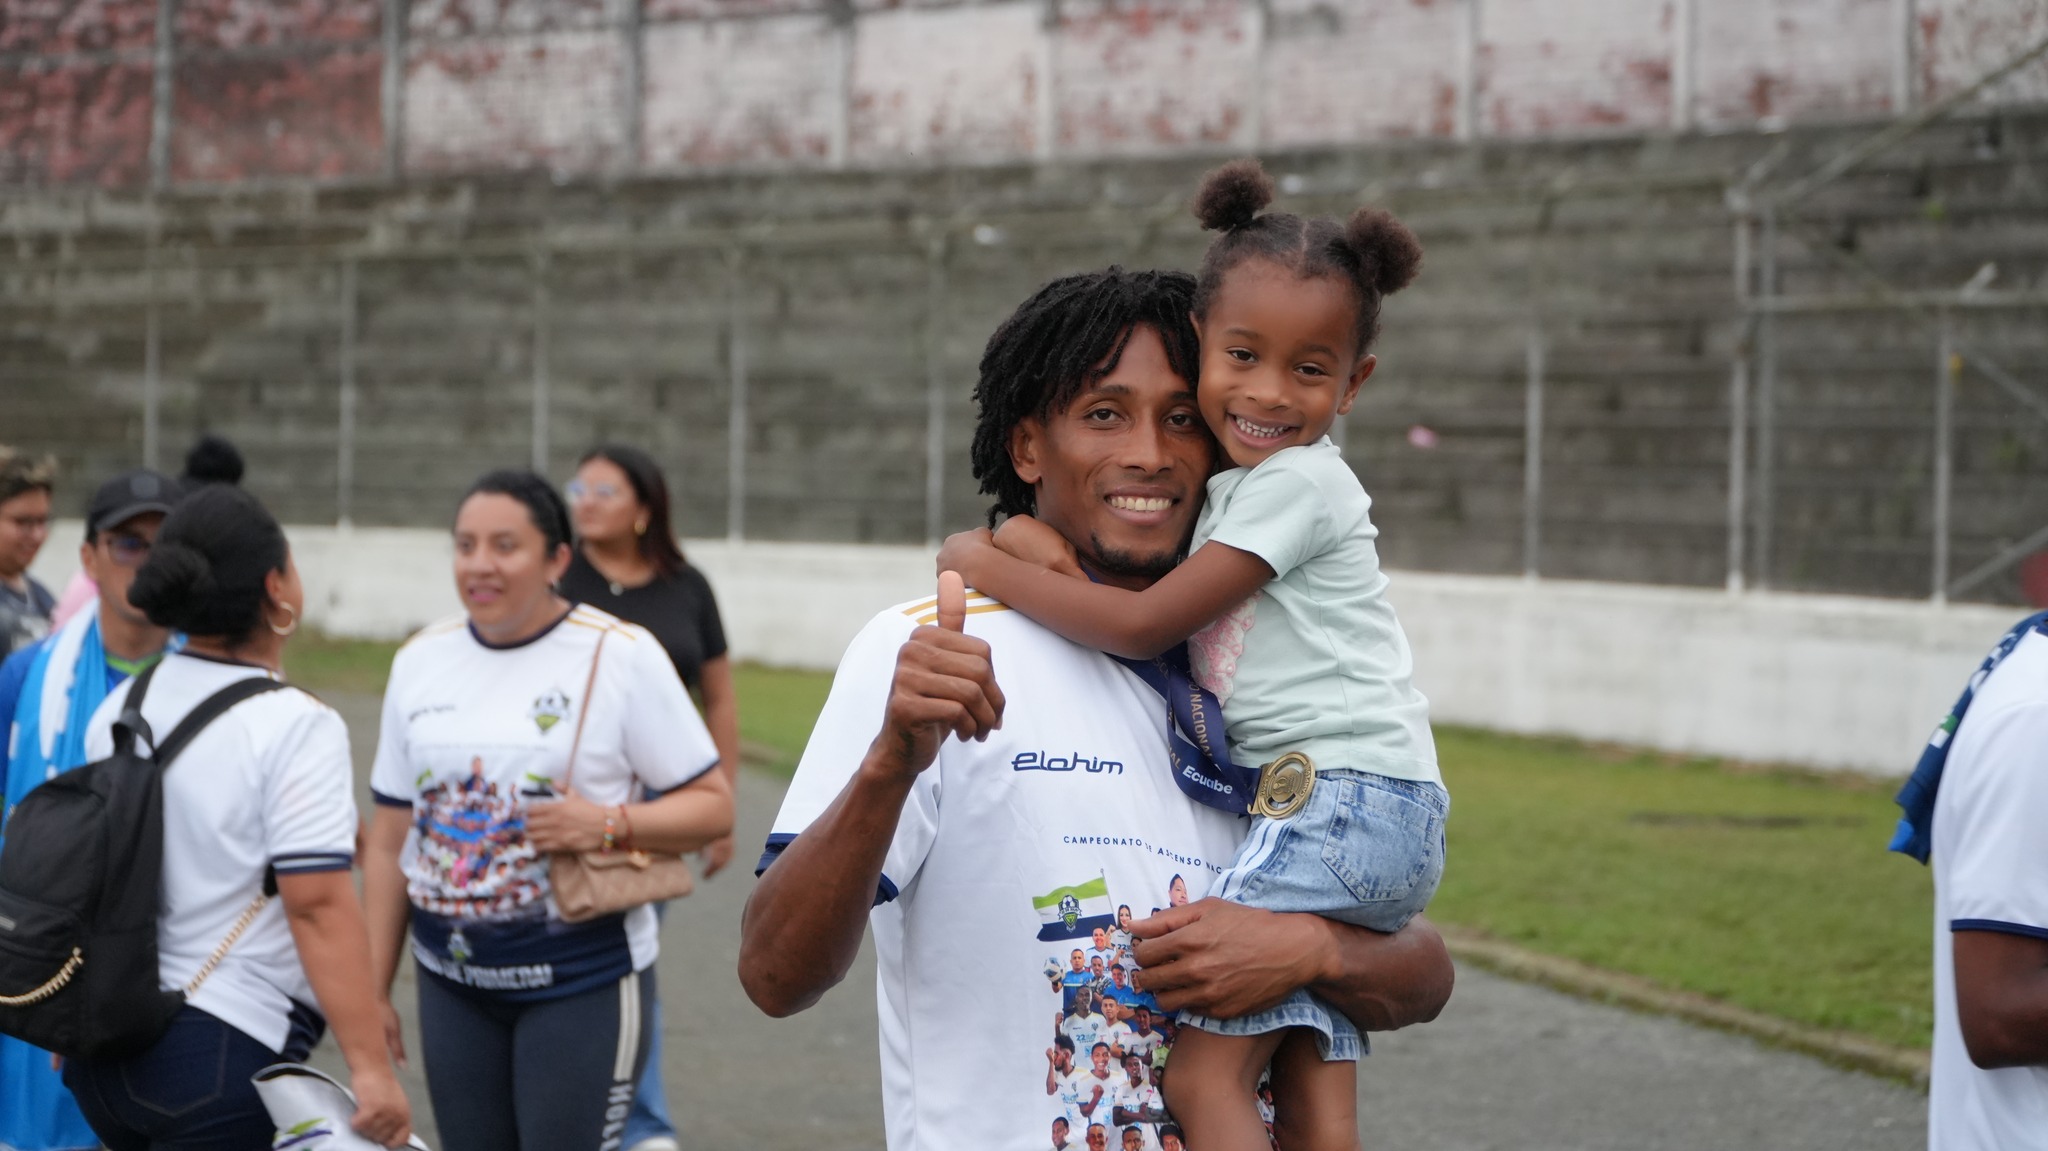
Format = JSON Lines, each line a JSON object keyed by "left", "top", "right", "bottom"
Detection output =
{"left": 1084, "top": 535, "right": 1181, "bottom": 583}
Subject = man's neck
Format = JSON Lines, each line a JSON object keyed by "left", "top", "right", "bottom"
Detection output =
{"left": 98, "top": 606, "right": 170, "bottom": 665}
{"left": 0, "top": 569, "right": 27, "bottom": 596}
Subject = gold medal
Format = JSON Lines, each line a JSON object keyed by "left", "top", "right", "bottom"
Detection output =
{"left": 1252, "top": 752, "right": 1315, "bottom": 819}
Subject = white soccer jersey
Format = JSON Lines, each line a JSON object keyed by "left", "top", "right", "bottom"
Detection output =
{"left": 370, "top": 605, "right": 718, "bottom": 978}
{"left": 86, "top": 653, "right": 358, "bottom": 1053}
{"left": 1931, "top": 628, "right": 2048, "bottom": 1149}
{"left": 1111, "top": 1080, "right": 1165, "bottom": 1150}
{"left": 763, "top": 591, "right": 1249, "bottom": 1151}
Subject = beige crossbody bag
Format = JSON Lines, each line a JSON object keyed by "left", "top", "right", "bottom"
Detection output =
{"left": 546, "top": 631, "right": 696, "bottom": 924}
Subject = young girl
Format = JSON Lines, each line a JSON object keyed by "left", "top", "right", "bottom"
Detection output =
{"left": 936, "top": 159, "right": 1445, "bottom": 1151}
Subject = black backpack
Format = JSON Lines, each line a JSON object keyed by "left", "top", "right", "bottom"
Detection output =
{"left": 0, "top": 661, "right": 287, "bottom": 1059}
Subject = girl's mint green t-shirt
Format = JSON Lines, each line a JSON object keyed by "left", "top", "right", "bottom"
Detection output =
{"left": 1187, "top": 436, "right": 1440, "bottom": 784}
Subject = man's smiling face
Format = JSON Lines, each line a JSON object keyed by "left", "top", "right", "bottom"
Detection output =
{"left": 1008, "top": 324, "right": 1214, "bottom": 590}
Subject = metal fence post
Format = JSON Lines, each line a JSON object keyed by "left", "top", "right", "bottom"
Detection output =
{"left": 1932, "top": 311, "right": 1956, "bottom": 603}
{"left": 1523, "top": 323, "right": 1544, "bottom": 579}
{"left": 620, "top": 0, "right": 644, "bottom": 172}
{"left": 338, "top": 260, "right": 358, "bottom": 527}
{"left": 1892, "top": 0, "right": 1916, "bottom": 113}
{"left": 1727, "top": 213, "right": 1753, "bottom": 592}
{"left": 726, "top": 249, "right": 749, "bottom": 542}
{"left": 1036, "top": 0, "right": 1058, "bottom": 161}
{"left": 149, "top": 0, "right": 175, "bottom": 189}
{"left": 1455, "top": 0, "right": 1481, "bottom": 142}
{"left": 1671, "top": 0, "right": 1695, "bottom": 131}
{"left": 143, "top": 299, "right": 161, "bottom": 470}
{"left": 1754, "top": 205, "right": 1780, "bottom": 589}
{"left": 924, "top": 237, "right": 950, "bottom": 546}
{"left": 383, "top": 0, "right": 407, "bottom": 180}
{"left": 830, "top": 9, "right": 854, "bottom": 169}
{"left": 531, "top": 252, "right": 551, "bottom": 475}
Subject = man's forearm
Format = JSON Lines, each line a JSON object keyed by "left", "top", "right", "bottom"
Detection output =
{"left": 1308, "top": 914, "right": 1454, "bottom": 1032}
{"left": 738, "top": 744, "right": 915, "bottom": 1017}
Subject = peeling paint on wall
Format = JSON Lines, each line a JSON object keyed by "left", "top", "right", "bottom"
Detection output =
{"left": 404, "top": 30, "right": 626, "bottom": 173}
{"left": 1, "top": 0, "right": 156, "bottom": 55}
{"left": 1480, "top": 0, "right": 1674, "bottom": 136}
{"left": 1056, "top": 0, "right": 1258, "bottom": 155}
{"left": 409, "top": 0, "right": 612, "bottom": 38}
{"left": 642, "top": 14, "right": 837, "bottom": 167}
{"left": 173, "top": 47, "right": 383, "bottom": 182}
{"left": 176, "top": 0, "right": 380, "bottom": 49}
{"left": 0, "top": 57, "right": 152, "bottom": 185}
{"left": 1694, "top": 0, "right": 1894, "bottom": 127}
{"left": 1262, "top": 0, "right": 1464, "bottom": 144}
{"left": 1920, "top": 0, "right": 2048, "bottom": 106}
{"left": 851, "top": 3, "right": 1037, "bottom": 161}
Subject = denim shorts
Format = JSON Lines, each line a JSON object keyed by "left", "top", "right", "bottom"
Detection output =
{"left": 1179, "top": 769, "right": 1447, "bottom": 1061}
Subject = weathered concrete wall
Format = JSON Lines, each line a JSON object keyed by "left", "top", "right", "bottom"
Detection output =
{"left": 31, "top": 523, "right": 2018, "bottom": 776}
{"left": 7, "top": 110, "right": 2048, "bottom": 601}
{"left": 8, "top": 0, "right": 2048, "bottom": 189}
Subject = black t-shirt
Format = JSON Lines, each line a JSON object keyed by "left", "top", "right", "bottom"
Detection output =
{"left": 558, "top": 552, "right": 728, "bottom": 689}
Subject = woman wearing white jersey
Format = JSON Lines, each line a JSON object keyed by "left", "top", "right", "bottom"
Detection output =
{"left": 71, "top": 485, "right": 413, "bottom": 1149}
{"left": 361, "top": 470, "right": 732, "bottom": 1151}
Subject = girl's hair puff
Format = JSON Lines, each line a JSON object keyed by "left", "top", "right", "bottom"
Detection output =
{"left": 1191, "top": 158, "right": 1422, "bottom": 356}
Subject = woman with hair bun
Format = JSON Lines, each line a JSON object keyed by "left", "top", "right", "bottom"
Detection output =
{"left": 70, "top": 484, "right": 413, "bottom": 1149}
{"left": 360, "top": 469, "right": 732, "bottom": 1151}
{"left": 939, "top": 158, "right": 1447, "bottom": 1151}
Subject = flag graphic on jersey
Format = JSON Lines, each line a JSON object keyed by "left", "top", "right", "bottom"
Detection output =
{"left": 1034, "top": 875, "right": 1115, "bottom": 942}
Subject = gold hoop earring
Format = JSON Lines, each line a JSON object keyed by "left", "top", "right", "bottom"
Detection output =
{"left": 269, "top": 602, "right": 299, "bottom": 638}
{"left": 634, "top": 520, "right": 648, "bottom": 537}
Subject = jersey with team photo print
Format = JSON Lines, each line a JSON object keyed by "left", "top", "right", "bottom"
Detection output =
{"left": 760, "top": 590, "right": 1249, "bottom": 1151}
{"left": 371, "top": 604, "right": 718, "bottom": 1001}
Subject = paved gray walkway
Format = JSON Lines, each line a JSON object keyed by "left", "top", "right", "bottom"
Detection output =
{"left": 323, "top": 693, "right": 1926, "bottom": 1150}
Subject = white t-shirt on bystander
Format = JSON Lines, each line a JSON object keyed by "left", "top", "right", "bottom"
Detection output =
{"left": 86, "top": 653, "right": 358, "bottom": 1054}
{"left": 1929, "top": 627, "right": 2048, "bottom": 1149}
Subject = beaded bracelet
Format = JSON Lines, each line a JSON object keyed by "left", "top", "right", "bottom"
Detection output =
{"left": 601, "top": 807, "right": 620, "bottom": 854}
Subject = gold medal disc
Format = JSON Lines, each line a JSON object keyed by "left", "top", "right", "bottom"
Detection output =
{"left": 1252, "top": 752, "right": 1316, "bottom": 819}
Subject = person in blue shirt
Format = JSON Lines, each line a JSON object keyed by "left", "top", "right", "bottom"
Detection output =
{"left": 0, "top": 469, "right": 179, "bottom": 1151}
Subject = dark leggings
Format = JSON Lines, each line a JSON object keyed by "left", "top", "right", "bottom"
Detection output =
{"left": 417, "top": 966, "right": 654, "bottom": 1151}
{"left": 64, "top": 1006, "right": 312, "bottom": 1151}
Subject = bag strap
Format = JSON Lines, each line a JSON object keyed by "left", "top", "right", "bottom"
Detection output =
{"left": 556, "top": 630, "right": 609, "bottom": 799}
{"left": 137, "top": 671, "right": 295, "bottom": 999}
{"left": 153, "top": 676, "right": 292, "bottom": 769}
{"left": 110, "top": 658, "right": 163, "bottom": 757}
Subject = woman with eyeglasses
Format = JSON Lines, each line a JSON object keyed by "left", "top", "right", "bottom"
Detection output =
{"left": 558, "top": 445, "right": 738, "bottom": 1151}
{"left": 65, "top": 483, "right": 413, "bottom": 1149}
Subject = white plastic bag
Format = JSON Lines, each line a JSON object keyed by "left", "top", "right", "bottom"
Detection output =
{"left": 252, "top": 1063, "right": 431, "bottom": 1151}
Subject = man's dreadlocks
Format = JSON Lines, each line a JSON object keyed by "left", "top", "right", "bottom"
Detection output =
{"left": 969, "top": 266, "right": 1203, "bottom": 526}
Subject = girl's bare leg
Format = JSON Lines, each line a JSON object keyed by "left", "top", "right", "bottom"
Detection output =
{"left": 1160, "top": 1025, "right": 1289, "bottom": 1151}
{"left": 1268, "top": 1028, "right": 1359, "bottom": 1151}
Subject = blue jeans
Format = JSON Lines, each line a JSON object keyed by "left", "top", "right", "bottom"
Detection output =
{"left": 623, "top": 902, "right": 675, "bottom": 1147}
{"left": 1180, "top": 770, "right": 1448, "bottom": 1061}
{"left": 63, "top": 1006, "right": 315, "bottom": 1151}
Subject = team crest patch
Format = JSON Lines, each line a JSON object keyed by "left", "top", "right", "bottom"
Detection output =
{"left": 529, "top": 688, "right": 571, "bottom": 734}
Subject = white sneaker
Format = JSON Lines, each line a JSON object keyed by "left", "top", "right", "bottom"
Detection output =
{"left": 627, "top": 1139, "right": 682, "bottom": 1151}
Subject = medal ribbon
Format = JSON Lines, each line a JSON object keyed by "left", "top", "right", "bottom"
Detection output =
{"left": 1110, "top": 644, "right": 1259, "bottom": 816}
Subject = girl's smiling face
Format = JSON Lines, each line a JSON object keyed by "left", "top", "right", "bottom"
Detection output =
{"left": 1193, "top": 258, "right": 1377, "bottom": 469}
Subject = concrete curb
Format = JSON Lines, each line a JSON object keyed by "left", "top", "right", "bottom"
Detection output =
{"left": 1440, "top": 926, "right": 1931, "bottom": 1088}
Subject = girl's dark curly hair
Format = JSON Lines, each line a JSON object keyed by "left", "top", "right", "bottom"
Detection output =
{"left": 1191, "top": 158, "right": 1423, "bottom": 356}
{"left": 969, "top": 266, "right": 1202, "bottom": 526}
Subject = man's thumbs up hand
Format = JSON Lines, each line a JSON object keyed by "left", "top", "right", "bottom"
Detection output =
{"left": 936, "top": 569, "right": 967, "bottom": 633}
{"left": 874, "top": 570, "right": 1007, "bottom": 782}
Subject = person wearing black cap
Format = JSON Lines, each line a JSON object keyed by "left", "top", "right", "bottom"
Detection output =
{"left": 0, "top": 467, "right": 180, "bottom": 1151}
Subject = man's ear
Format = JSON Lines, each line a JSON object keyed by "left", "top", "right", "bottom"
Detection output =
{"left": 1009, "top": 416, "right": 1045, "bottom": 486}
{"left": 78, "top": 539, "right": 101, "bottom": 584}
{"left": 1336, "top": 353, "right": 1377, "bottom": 416}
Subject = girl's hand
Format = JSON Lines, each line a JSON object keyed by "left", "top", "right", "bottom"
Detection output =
{"left": 993, "top": 515, "right": 1084, "bottom": 578}
{"left": 523, "top": 794, "right": 608, "bottom": 853}
{"left": 935, "top": 528, "right": 999, "bottom": 584}
{"left": 378, "top": 997, "right": 408, "bottom": 1068}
